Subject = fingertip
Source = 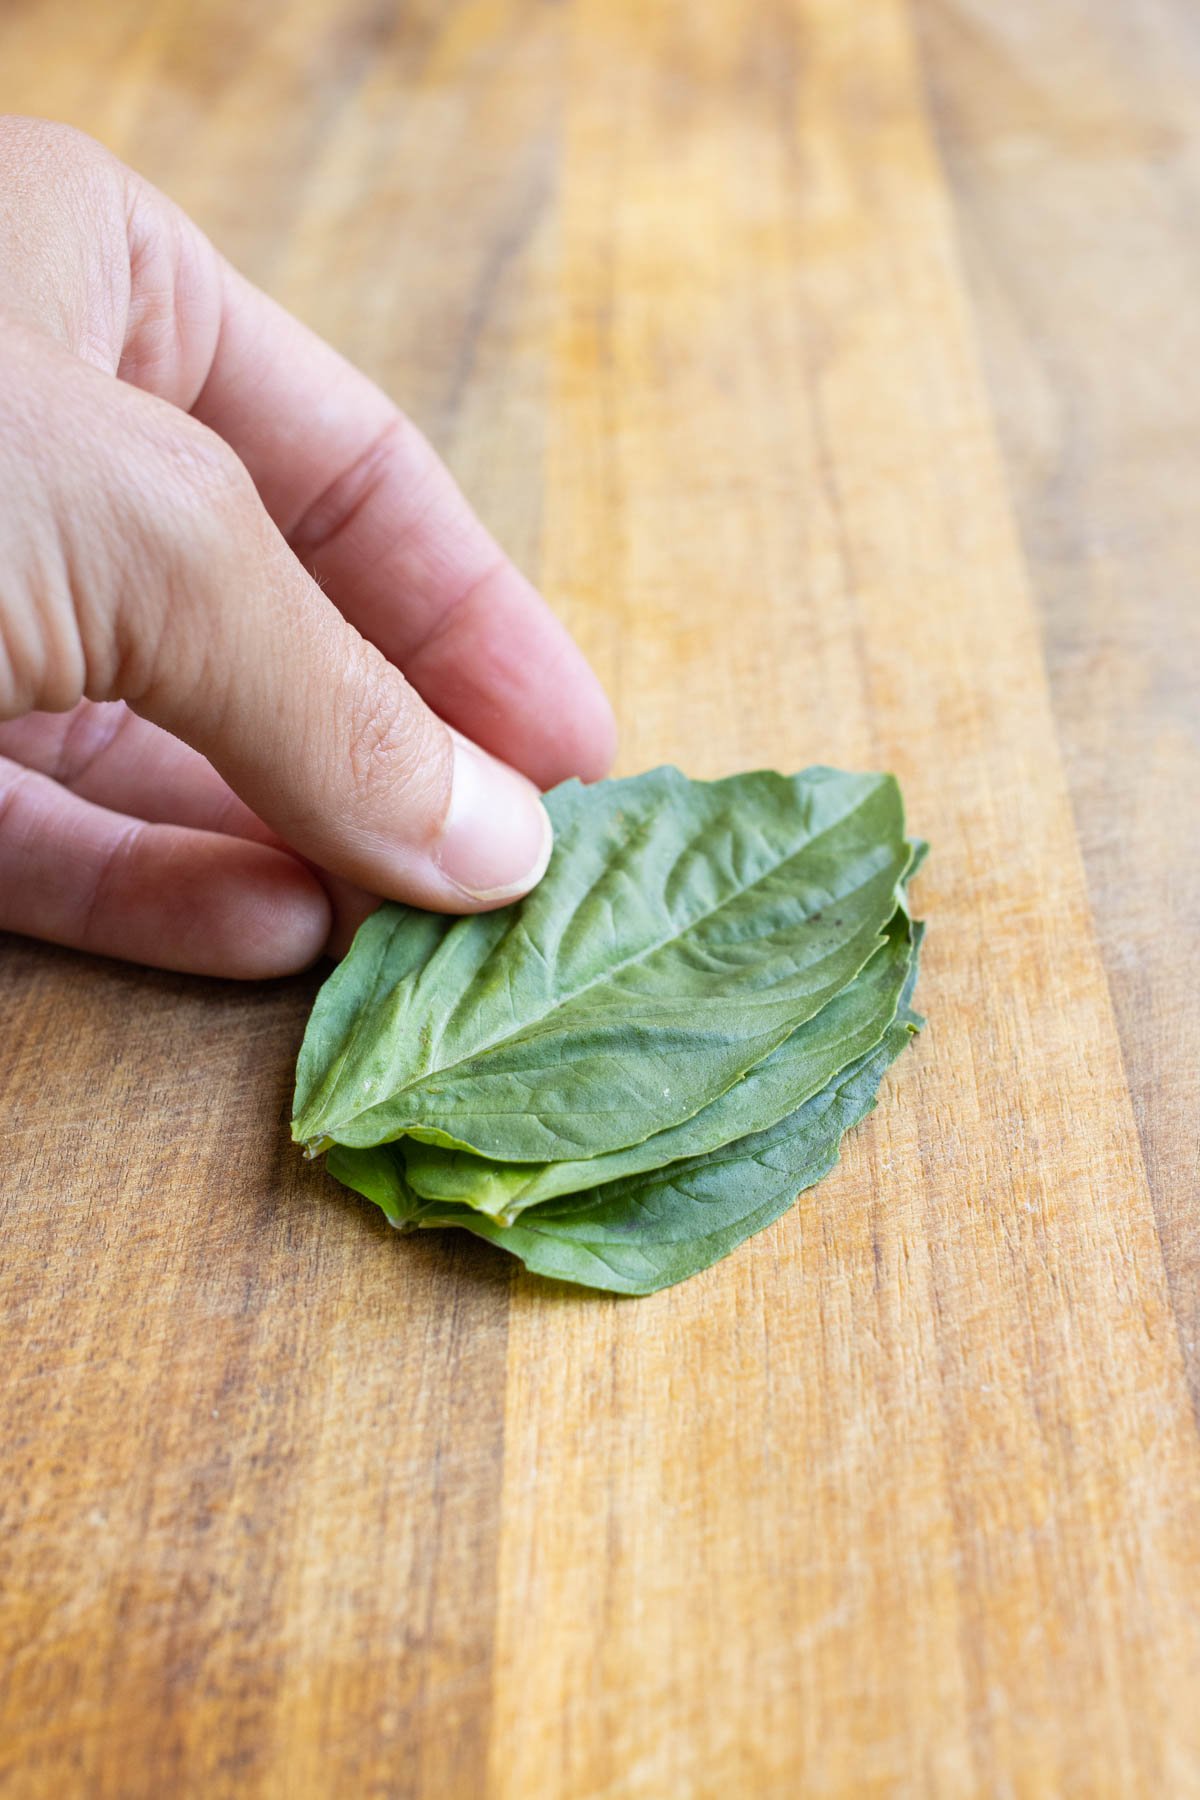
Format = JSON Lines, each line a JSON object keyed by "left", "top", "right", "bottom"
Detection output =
{"left": 310, "top": 869, "right": 380, "bottom": 960}
{"left": 204, "top": 844, "right": 333, "bottom": 977}
{"left": 0, "top": 754, "right": 339, "bottom": 978}
{"left": 104, "top": 834, "right": 334, "bottom": 978}
{"left": 565, "top": 681, "right": 619, "bottom": 785}
{"left": 398, "top": 570, "right": 619, "bottom": 791}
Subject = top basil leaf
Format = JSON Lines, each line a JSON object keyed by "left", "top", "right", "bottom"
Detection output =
{"left": 292, "top": 766, "right": 911, "bottom": 1164}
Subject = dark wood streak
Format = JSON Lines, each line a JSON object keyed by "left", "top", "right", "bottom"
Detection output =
{"left": 913, "top": 0, "right": 1200, "bottom": 1408}
{"left": 0, "top": 937, "right": 511, "bottom": 1798}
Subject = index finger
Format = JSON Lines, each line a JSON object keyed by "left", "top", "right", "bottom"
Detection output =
{"left": 182, "top": 254, "right": 616, "bottom": 791}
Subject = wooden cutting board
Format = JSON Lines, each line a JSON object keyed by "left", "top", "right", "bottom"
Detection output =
{"left": 2, "top": 1, "right": 1198, "bottom": 1793}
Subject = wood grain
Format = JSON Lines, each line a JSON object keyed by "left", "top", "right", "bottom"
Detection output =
{"left": 914, "top": 0, "right": 1200, "bottom": 1405}
{"left": 2, "top": 1, "right": 1198, "bottom": 1794}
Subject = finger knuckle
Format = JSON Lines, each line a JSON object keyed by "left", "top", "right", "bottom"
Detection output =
{"left": 158, "top": 411, "right": 256, "bottom": 517}
{"left": 94, "top": 401, "right": 263, "bottom": 706}
{"left": 0, "top": 115, "right": 112, "bottom": 174}
{"left": 0, "top": 118, "right": 121, "bottom": 235}
{"left": 143, "top": 411, "right": 264, "bottom": 594}
{"left": 0, "top": 344, "right": 88, "bottom": 714}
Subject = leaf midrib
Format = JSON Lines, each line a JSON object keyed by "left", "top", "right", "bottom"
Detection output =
{"left": 311, "top": 779, "right": 901, "bottom": 1139}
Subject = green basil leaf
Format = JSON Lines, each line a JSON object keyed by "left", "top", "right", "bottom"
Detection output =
{"left": 403, "top": 905, "right": 915, "bottom": 1220}
{"left": 322, "top": 1143, "right": 412, "bottom": 1228}
{"left": 293, "top": 767, "right": 910, "bottom": 1164}
{"left": 326, "top": 932, "right": 922, "bottom": 1296}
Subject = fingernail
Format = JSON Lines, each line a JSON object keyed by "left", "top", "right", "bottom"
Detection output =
{"left": 436, "top": 735, "right": 553, "bottom": 902}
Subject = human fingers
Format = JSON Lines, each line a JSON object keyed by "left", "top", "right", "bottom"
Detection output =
{"left": 0, "top": 702, "right": 272, "bottom": 840}
{"left": 120, "top": 189, "right": 617, "bottom": 787}
{"left": 0, "top": 119, "right": 613, "bottom": 791}
{"left": 0, "top": 702, "right": 382, "bottom": 954}
{"left": 1, "top": 326, "right": 552, "bottom": 912}
{"left": 0, "top": 754, "right": 330, "bottom": 977}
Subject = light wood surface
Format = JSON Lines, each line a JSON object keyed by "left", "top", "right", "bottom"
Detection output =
{"left": 2, "top": 2, "right": 1198, "bottom": 1794}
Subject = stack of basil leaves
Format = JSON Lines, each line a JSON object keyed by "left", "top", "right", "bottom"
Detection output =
{"left": 292, "top": 767, "right": 925, "bottom": 1296}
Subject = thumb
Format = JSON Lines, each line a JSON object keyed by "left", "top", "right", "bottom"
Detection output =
{"left": 153, "top": 607, "right": 555, "bottom": 914}
{"left": 27, "top": 347, "right": 553, "bottom": 912}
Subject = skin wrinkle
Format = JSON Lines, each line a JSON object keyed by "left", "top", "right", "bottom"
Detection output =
{"left": 0, "top": 761, "right": 36, "bottom": 838}
{"left": 74, "top": 812, "right": 147, "bottom": 951}
{"left": 282, "top": 413, "right": 522, "bottom": 688}
{"left": 342, "top": 649, "right": 452, "bottom": 831}
{"left": 285, "top": 412, "right": 430, "bottom": 560}
{"left": 0, "top": 535, "right": 84, "bottom": 718}
{"left": 400, "top": 552, "right": 514, "bottom": 670}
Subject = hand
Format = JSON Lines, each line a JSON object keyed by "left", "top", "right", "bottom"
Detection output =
{"left": 0, "top": 118, "right": 615, "bottom": 977}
